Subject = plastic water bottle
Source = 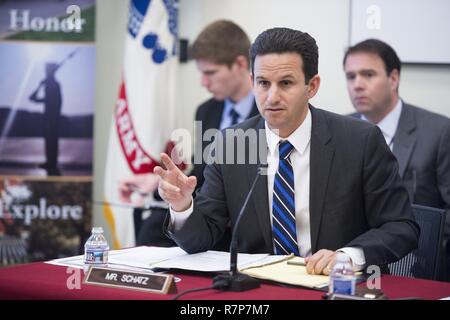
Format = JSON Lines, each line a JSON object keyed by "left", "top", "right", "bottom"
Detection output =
{"left": 328, "top": 252, "right": 356, "bottom": 295}
{"left": 84, "top": 227, "right": 109, "bottom": 273}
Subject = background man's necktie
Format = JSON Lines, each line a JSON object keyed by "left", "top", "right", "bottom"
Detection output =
{"left": 229, "top": 108, "right": 239, "bottom": 126}
{"left": 272, "top": 140, "right": 300, "bottom": 256}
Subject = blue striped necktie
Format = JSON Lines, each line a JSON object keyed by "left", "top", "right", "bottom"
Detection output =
{"left": 272, "top": 140, "right": 300, "bottom": 256}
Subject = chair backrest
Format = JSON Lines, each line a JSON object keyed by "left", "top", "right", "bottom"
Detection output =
{"left": 388, "top": 204, "right": 446, "bottom": 280}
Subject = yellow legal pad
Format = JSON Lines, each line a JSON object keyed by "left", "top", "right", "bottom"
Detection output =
{"left": 241, "top": 255, "right": 329, "bottom": 289}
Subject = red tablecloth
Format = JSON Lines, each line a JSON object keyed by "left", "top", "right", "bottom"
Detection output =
{"left": 0, "top": 262, "right": 449, "bottom": 300}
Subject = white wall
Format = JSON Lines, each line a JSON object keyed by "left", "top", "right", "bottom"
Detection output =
{"left": 93, "top": 0, "right": 128, "bottom": 241}
{"left": 177, "top": 0, "right": 352, "bottom": 133}
{"left": 350, "top": 0, "right": 450, "bottom": 64}
{"left": 93, "top": 0, "right": 450, "bottom": 242}
{"left": 401, "top": 64, "right": 450, "bottom": 112}
{"left": 176, "top": 0, "right": 450, "bottom": 133}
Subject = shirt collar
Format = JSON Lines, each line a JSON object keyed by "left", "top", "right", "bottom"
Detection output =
{"left": 224, "top": 91, "right": 254, "bottom": 119}
{"left": 265, "top": 108, "right": 312, "bottom": 157}
{"left": 361, "top": 99, "right": 403, "bottom": 140}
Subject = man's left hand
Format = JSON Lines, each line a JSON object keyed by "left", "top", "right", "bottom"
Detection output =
{"left": 304, "top": 249, "right": 336, "bottom": 276}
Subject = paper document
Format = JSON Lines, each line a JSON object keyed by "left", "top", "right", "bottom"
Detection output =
{"left": 46, "top": 246, "right": 274, "bottom": 273}
{"left": 47, "top": 254, "right": 85, "bottom": 269}
{"left": 109, "top": 246, "right": 186, "bottom": 269}
{"left": 46, "top": 246, "right": 187, "bottom": 271}
{"left": 241, "top": 255, "right": 330, "bottom": 289}
{"left": 152, "top": 250, "right": 270, "bottom": 272}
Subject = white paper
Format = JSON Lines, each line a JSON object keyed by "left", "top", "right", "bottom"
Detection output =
{"left": 46, "top": 246, "right": 187, "bottom": 271}
{"left": 46, "top": 246, "right": 271, "bottom": 273}
{"left": 241, "top": 254, "right": 292, "bottom": 269}
{"left": 109, "top": 246, "right": 187, "bottom": 269}
{"left": 152, "top": 250, "right": 269, "bottom": 272}
{"left": 46, "top": 254, "right": 85, "bottom": 269}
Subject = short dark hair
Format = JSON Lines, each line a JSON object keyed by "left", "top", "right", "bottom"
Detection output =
{"left": 190, "top": 20, "right": 251, "bottom": 67}
{"left": 249, "top": 27, "right": 319, "bottom": 83}
{"left": 343, "top": 39, "right": 401, "bottom": 75}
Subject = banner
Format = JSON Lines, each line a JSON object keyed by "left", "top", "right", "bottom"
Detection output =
{"left": 0, "top": 177, "right": 91, "bottom": 264}
{"left": 0, "top": 0, "right": 95, "bottom": 266}
{"left": 103, "top": 0, "right": 180, "bottom": 249}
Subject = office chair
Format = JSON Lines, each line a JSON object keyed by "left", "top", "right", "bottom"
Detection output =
{"left": 388, "top": 204, "right": 446, "bottom": 280}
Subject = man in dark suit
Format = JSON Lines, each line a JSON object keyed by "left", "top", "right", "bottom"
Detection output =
{"left": 189, "top": 20, "right": 259, "bottom": 189}
{"left": 119, "top": 20, "right": 258, "bottom": 246}
{"left": 155, "top": 28, "right": 419, "bottom": 275}
{"left": 343, "top": 39, "right": 450, "bottom": 278}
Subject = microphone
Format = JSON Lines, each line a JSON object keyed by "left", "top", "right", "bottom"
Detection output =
{"left": 212, "top": 163, "right": 268, "bottom": 292}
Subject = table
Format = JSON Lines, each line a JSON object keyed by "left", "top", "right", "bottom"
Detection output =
{"left": 1, "top": 262, "right": 450, "bottom": 300}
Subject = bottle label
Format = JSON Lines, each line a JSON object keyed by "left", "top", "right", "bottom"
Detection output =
{"left": 84, "top": 249, "right": 108, "bottom": 265}
{"left": 332, "top": 278, "right": 355, "bottom": 295}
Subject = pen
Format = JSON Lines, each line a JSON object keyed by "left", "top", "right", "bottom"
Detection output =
{"left": 287, "top": 259, "right": 306, "bottom": 266}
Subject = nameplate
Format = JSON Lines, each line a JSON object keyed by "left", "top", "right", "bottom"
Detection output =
{"left": 84, "top": 266, "right": 177, "bottom": 294}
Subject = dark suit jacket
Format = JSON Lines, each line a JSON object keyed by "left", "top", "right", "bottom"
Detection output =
{"left": 191, "top": 98, "right": 259, "bottom": 189}
{"left": 169, "top": 106, "right": 419, "bottom": 267}
{"left": 351, "top": 103, "right": 450, "bottom": 237}
{"left": 136, "top": 97, "right": 258, "bottom": 247}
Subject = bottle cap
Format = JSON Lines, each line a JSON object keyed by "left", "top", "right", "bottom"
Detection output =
{"left": 91, "top": 227, "right": 104, "bottom": 233}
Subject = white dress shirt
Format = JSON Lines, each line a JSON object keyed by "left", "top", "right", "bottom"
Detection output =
{"left": 170, "top": 109, "right": 365, "bottom": 270}
{"left": 361, "top": 99, "right": 403, "bottom": 150}
{"left": 264, "top": 111, "right": 312, "bottom": 257}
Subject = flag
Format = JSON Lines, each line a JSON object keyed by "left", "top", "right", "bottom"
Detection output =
{"left": 103, "top": 0, "right": 180, "bottom": 249}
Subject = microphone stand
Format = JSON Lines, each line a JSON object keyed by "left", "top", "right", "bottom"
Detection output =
{"left": 212, "top": 164, "right": 267, "bottom": 292}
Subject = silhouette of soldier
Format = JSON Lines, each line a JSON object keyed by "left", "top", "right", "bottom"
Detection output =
{"left": 29, "top": 63, "right": 62, "bottom": 176}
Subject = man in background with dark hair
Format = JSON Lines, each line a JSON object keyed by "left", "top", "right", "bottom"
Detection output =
{"left": 343, "top": 39, "right": 450, "bottom": 280}
{"left": 188, "top": 19, "right": 259, "bottom": 188}
{"left": 154, "top": 28, "right": 419, "bottom": 275}
{"left": 119, "top": 20, "right": 258, "bottom": 247}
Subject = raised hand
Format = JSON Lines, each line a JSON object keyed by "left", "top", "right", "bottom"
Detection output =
{"left": 154, "top": 153, "right": 197, "bottom": 212}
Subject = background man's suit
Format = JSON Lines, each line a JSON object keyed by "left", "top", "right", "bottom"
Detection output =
{"left": 393, "top": 104, "right": 449, "bottom": 231}
{"left": 351, "top": 103, "right": 450, "bottom": 216}
{"left": 136, "top": 98, "right": 259, "bottom": 246}
{"left": 168, "top": 106, "right": 419, "bottom": 267}
{"left": 191, "top": 98, "right": 259, "bottom": 189}
{"left": 352, "top": 102, "right": 450, "bottom": 277}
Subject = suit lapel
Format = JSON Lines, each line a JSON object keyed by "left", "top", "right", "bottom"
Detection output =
{"left": 393, "top": 104, "right": 417, "bottom": 178}
{"left": 309, "top": 106, "right": 335, "bottom": 253}
{"left": 248, "top": 100, "right": 260, "bottom": 118}
{"left": 207, "top": 100, "right": 224, "bottom": 131}
{"left": 247, "top": 117, "right": 272, "bottom": 251}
